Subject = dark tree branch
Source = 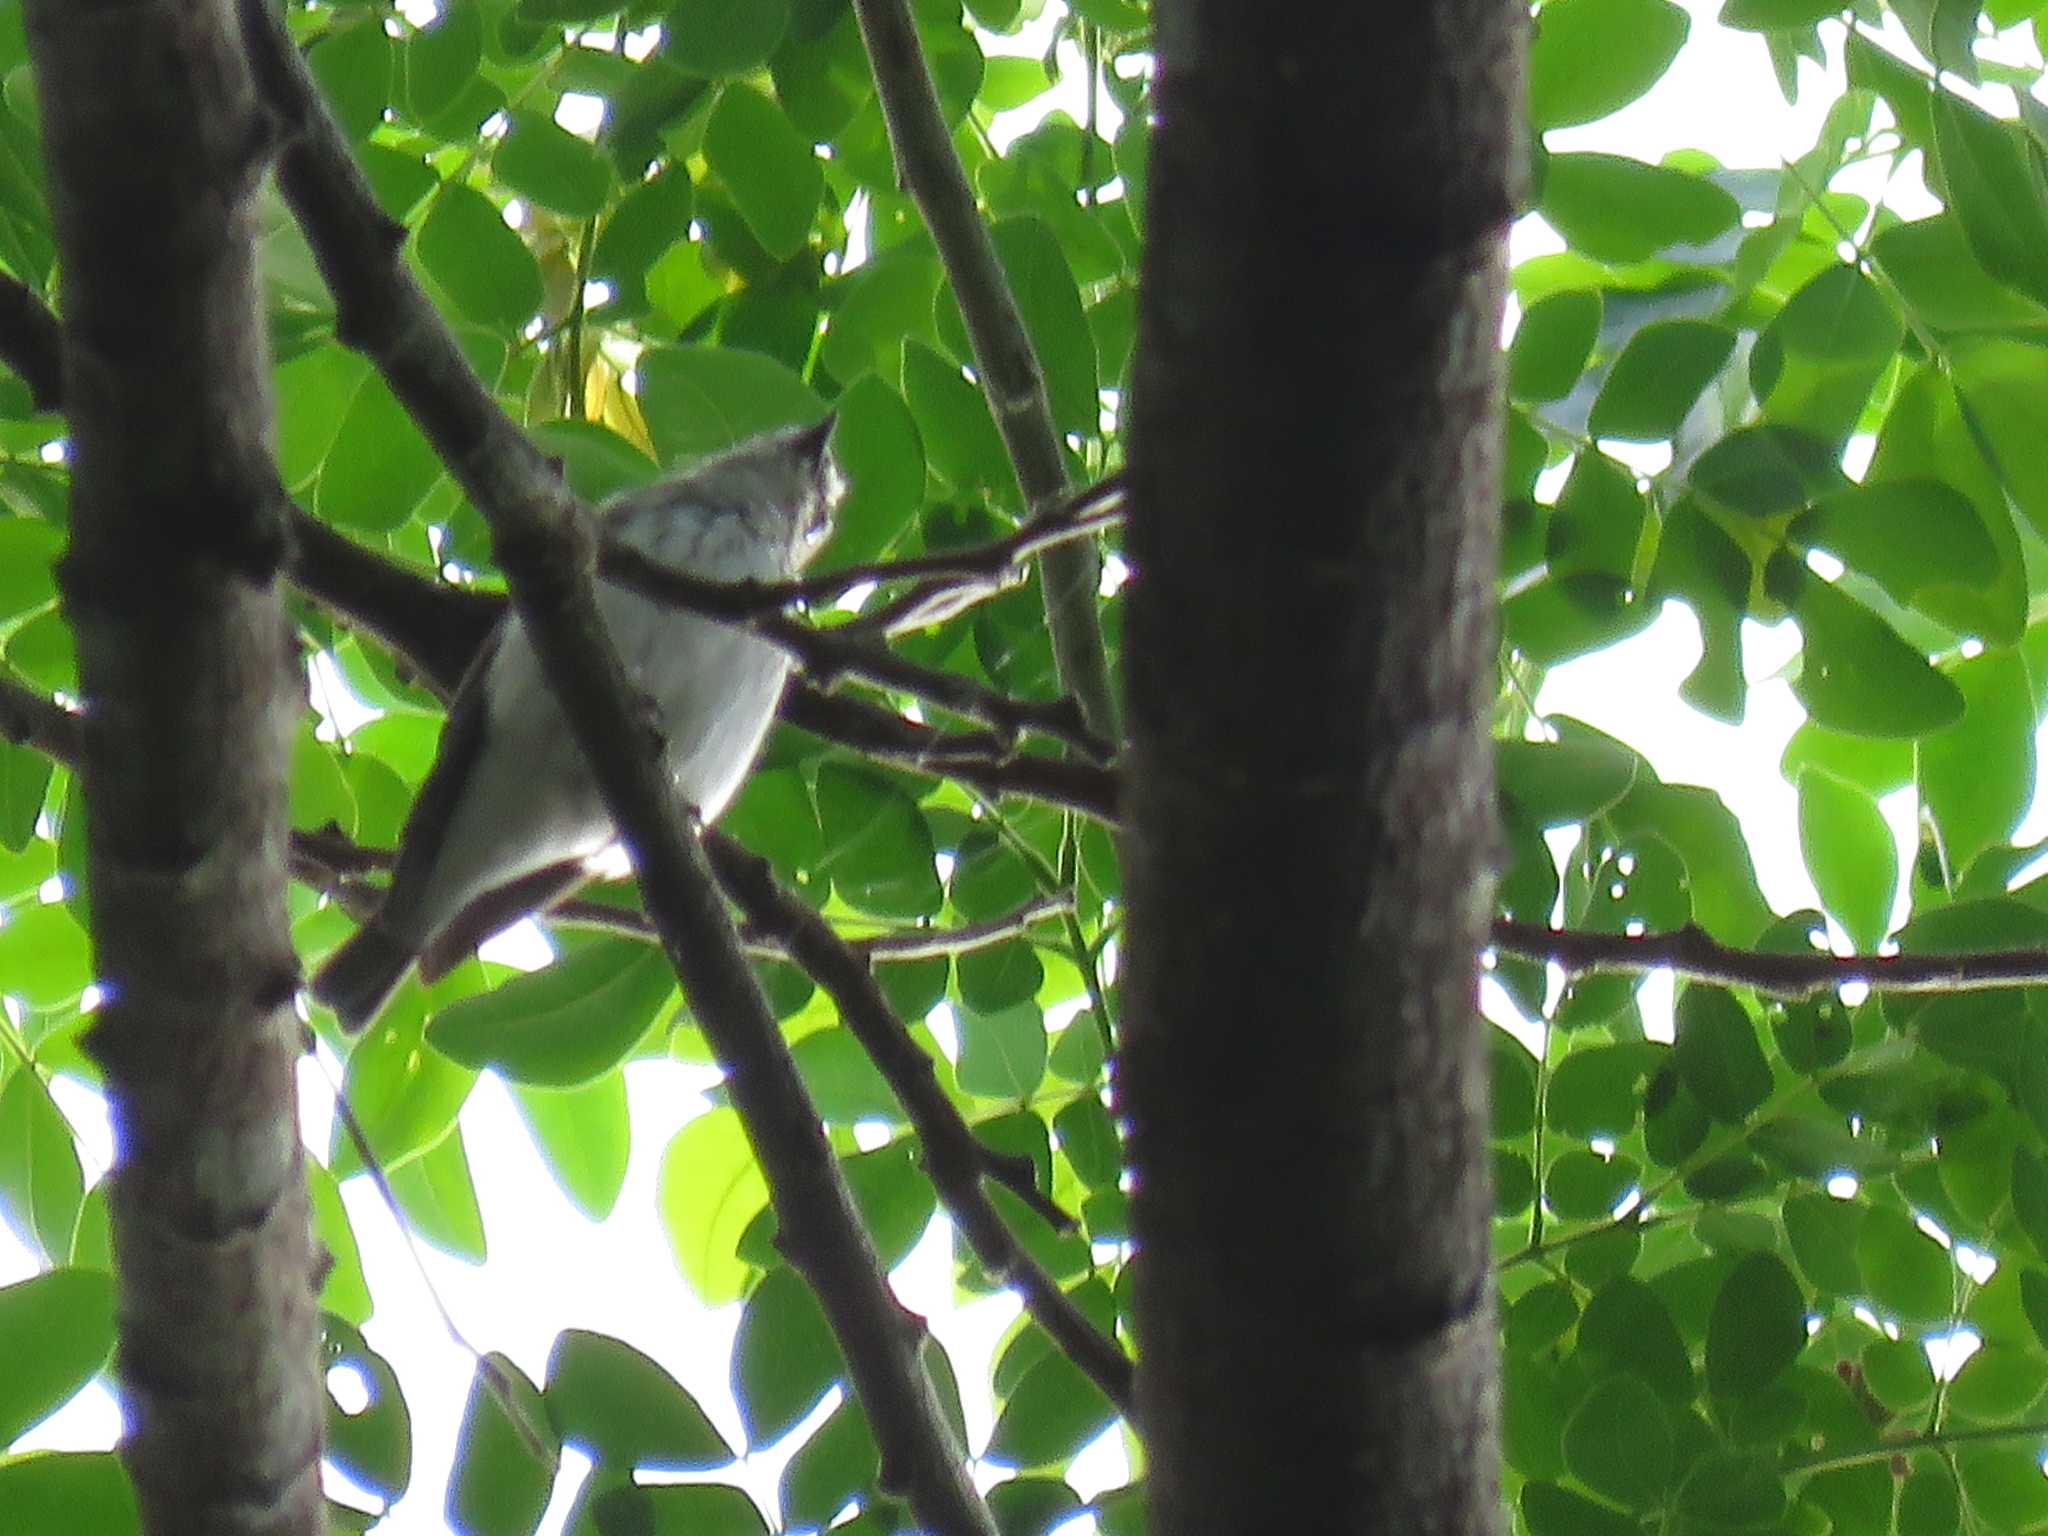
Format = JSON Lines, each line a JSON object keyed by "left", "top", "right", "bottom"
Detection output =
{"left": 600, "top": 543, "right": 1115, "bottom": 761}
{"left": 0, "top": 267, "right": 62, "bottom": 410}
{"left": 24, "top": 0, "right": 325, "bottom": 1528}
{"left": 288, "top": 510, "right": 498, "bottom": 699}
{"left": 705, "top": 831, "right": 1136, "bottom": 1413}
{"left": 239, "top": 8, "right": 992, "bottom": 1528}
{"left": 1490, "top": 919, "right": 2048, "bottom": 998}
{"left": 780, "top": 684, "right": 1119, "bottom": 819}
{"left": 0, "top": 665, "right": 81, "bottom": 761}
{"left": 851, "top": 0, "right": 1118, "bottom": 741}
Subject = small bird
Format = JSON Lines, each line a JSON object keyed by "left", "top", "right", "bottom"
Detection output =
{"left": 311, "top": 417, "right": 844, "bottom": 1033}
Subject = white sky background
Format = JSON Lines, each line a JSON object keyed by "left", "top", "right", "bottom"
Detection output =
{"left": 10, "top": 0, "right": 2048, "bottom": 1529}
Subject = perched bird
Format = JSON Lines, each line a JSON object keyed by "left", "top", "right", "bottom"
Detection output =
{"left": 311, "top": 417, "right": 844, "bottom": 1032}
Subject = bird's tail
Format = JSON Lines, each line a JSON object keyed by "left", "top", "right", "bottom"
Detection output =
{"left": 309, "top": 921, "right": 416, "bottom": 1034}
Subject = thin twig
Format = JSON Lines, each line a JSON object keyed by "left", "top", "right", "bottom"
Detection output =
{"left": 1491, "top": 918, "right": 2048, "bottom": 997}
{"left": 599, "top": 544, "right": 1115, "bottom": 761}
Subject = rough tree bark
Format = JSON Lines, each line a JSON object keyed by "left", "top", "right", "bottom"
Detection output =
{"left": 24, "top": 3, "right": 323, "bottom": 1533}
{"left": 1121, "top": 4, "right": 1522, "bottom": 1532}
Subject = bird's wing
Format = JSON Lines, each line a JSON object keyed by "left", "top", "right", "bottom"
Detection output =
{"left": 379, "top": 619, "right": 503, "bottom": 923}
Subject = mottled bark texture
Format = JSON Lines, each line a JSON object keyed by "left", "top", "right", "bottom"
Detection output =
{"left": 25, "top": 3, "right": 323, "bottom": 1533}
{"left": 1121, "top": 5, "right": 1522, "bottom": 1533}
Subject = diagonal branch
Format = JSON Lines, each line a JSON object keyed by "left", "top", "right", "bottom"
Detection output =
{"left": 705, "top": 831, "right": 1135, "bottom": 1413}
{"left": 851, "top": 0, "right": 1118, "bottom": 741}
{"left": 237, "top": 7, "right": 993, "bottom": 1528}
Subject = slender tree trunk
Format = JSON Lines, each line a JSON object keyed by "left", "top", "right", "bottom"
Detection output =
{"left": 26, "top": 3, "right": 323, "bottom": 1532}
{"left": 1121, "top": 5, "right": 1522, "bottom": 1531}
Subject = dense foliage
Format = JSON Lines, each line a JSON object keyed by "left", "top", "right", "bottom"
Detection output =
{"left": 10, "top": 0, "right": 2048, "bottom": 1534}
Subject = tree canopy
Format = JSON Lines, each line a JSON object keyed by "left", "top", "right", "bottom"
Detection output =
{"left": 12, "top": 1, "right": 2048, "bottom": 1535}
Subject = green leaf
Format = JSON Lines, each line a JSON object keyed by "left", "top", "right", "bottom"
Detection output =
{"left": 1579, "top": 1276, "right": 1694, "bottom": 1399}
{"left": 703, "top": 84, "right": 822, "bottom": 261}
{"left": 1957, "top": 1442, "right": 2048, "bottom": 1529}
{"left": 328, "top": 1015, "right": 477, "bottom": 1179}
{"left": 902, "top": 336, "right": 1019, "bottom": 505}
{"left": 1547, "top": 452, "right": 1644, "bottom": 580}
{"left": 530, "top": 419, "right": 660, "bottom": 505}
{"left": 657, "top": 1107, "right": 768, "bottom": 1306}
{"left": 0, "top": 1066, "right": 84, "bottom": 1263}
{"left": 1856, "top": 1205, "right": 1955, "bottom": 1325}
{"left": 389, "top": 1122, "right": 487, "bottom": 1262}
{"left": 814, "top": 763, "right": 942, "bottom": 918}
{"left": 1673, "top": 985, "right": 1773, "bottom": 1122}
{"left": 1792, "top": 481, "right": 2000, "bottom": 605}
{"left": 1779, "top": 566, "right": 1966, "bottom": 737}
{"left": 1545, "top": 1148, "right": 1639, "bottom": 1219}
{"left": 733, "top": 1266, "right": 841, "bottom": 1447}
{"left": 778, "top": 1395, "right": 878, "bottom": 1529}
{"left": 817, "top": 373, "right": 924, "bottom": 569}
{"left": 1508, "top": 288, "right": 1601, "bottom": 402}
{"left": 1948, "top": 337, "right": 2048, "bottom": 544}
{"left": 404, "top": 0, "right": 484, "bottom": 125}
{"left": 986, "top": 1351, "right": 1117, "bottom": 1469}
{"left": 323, "top": 1317, "right": 412, "bottom": 1503}
{"left": 1539, "top": 153, "right": 1739, "bottom": 263}
{"left": 0, "top": 1453, "right": 138, "bottom": 1536}
{"left": 1720, "top": 0, "right": 1842, "bottom": 27}
{"left": 1795, "top": 766, "right": 1896, "bottom": 949}
{"left": 1562, "top": 1375, "right": 1671, "bottom": 1509}
{"left": 1872, "top": 214, "right": 2048, "bottom": 332}
{"left": 1528, "top": 0, "right": 1689, "bottom": 130}
{"left": 1945, "top": 1340, "right": 2047, "bottom": 1420}
{"left": 314, "top": 371, "right": 445, "bottom": 535}
{"left": 1917, "top": 648, "right": 2034, "bottom": 872}
{"left": 1490, "top": 1031, "right": 1539, "bottom": 1140}
{"left": 1706, "top": 1251, "right": 1807, "bottom": 1397}
{"left": 1898, "top": 1456, "right": 1961, "bottom": 1536}
{"left": 428, "top": 938, "right": 675, "bottom": 1087}
{"left": 1862, "top": 1336, "right": 1936, "bottom": 1413}
{"left": 1689, "top": 422, "right": 1846, "bottom": 516}
{"left": 2013, "top": 1145, "right": 2048, "bottom": 1261}
{"left": 1753, "top": 262, "right": 1902, "bottom": 445}
{"left": 636, "top": 344, "right": 825, "bottom": 466}
{"left": 447, "top": 1354, "right": 558, "bottom": 1536}
{"left": 545, "top": 1328, "right": 731, "bottom": 1467}
{"left": 588, "top": 1484, "right": 770, "bottom": 1536}
{"left": 1865, "top": 359, "right": 2026, "bottom": 645}
{"left": 509, "top": 1071, "right": 631, "bottom": 1221}
{"left": 1587, "top": 318, "right": 1735, "bottom": 441}
{"left": 307, "top": 17, "right": 394, "bottom": 142}
{"left": 791, "top": 1028, "right": 900, "bottom": 1122}
{"left": 668, "top": 0, "right": 790, "bottom": 75}
{"left": 0, "top": 1268, "right": 113, "bottom": 1445}
{"left": 1931, "top": 88, "right": 2048, "bottom": 310}
{"left": 1545, "top": 1042, "right": 1659, "bottom": 1138}
{"left": 956, "top": 1001, "right": 1048, "bottom": 1100}
{"left": 1520, "top": 1482, "right": 1639, "bottom": 1536}
{"left": 934, "top": 217, "right": 1098, "bottom": 435}
{"left": 416, "top": 183, "right": 542, "bottom": 331}
{"left": 591, "top": 165, "right": 694, "bottom": 301}
{"left": 493, "top": 110, "right": 614, "bottom": 217}
{"left": 1675, "top": 1447, "right": 1787, "bottom": 1529}
{"left": 309, "top": 1162, "right": 372, "bottom": 1325}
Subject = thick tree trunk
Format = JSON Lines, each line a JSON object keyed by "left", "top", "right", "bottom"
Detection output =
{"left": 26, "top": 3, "right": 323, "bottom": 1533}
{"left": 1121, "top": 5, "right": 1521, "bottom": 1532}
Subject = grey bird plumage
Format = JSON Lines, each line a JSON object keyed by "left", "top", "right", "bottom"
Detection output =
{"left": 311, "top": 417, "right": 845, "bottom": 1033}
